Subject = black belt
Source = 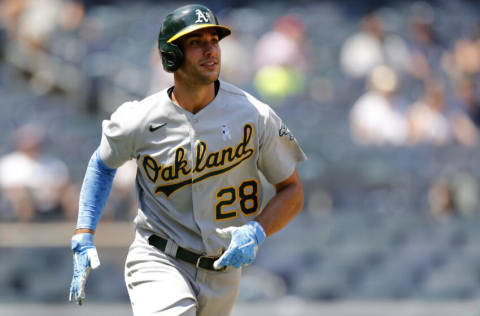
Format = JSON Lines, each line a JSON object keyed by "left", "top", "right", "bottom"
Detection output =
{"left": 148, "top": 235, "right": 223, "bottom": 271}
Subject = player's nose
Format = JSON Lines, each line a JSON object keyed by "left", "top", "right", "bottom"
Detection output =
{"left": 203, "top": 42, "right": 217, "bottom": 56}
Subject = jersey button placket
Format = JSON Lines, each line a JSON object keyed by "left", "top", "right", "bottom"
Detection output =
{"left": 189, "top": 119, "right": 196, "bottom": 172}
{"left": 190, "top": 117, "right": 199, "bottom": 188}
{"left": 190, "top": 118, "right": 204, "bottom": 248}
{"left": 189, "top": 117, "right": 203, "bottom": 241}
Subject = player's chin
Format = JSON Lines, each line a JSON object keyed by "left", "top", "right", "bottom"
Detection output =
{"left": 200, "top": 64, "right": 220, "bottom": 76}
{"left": 199, "top": 70, "right": 220, "bottom": 83}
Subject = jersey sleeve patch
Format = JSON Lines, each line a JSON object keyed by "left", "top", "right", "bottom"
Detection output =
{"left": 258, "top": 107, "right": 307, "bottom": 184}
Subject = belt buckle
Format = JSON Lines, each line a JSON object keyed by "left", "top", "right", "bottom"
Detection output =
{"left": 196, "top": 255, "right": 225, "bottom": 271}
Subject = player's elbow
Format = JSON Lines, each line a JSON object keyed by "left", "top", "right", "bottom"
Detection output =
{"left": 283, "top": 177, "right": 304, "bottom": 215}
{"left": 274, "top": 169, "right": 304, "bottom": 214}
{"left": 288, "top": 171, "right": 304, "bottom": 214}
{"left": 293, "top": 180, "right": 304, "bottom": 214}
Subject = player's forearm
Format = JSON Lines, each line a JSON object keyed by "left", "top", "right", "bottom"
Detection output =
{"left": 254, "top": 171, "right": 304, "bottom": 237}
{"left": 75, "top": 149, "right": 117, "bottom": 232}
{"left": 74, "top": 228, "right": 95, "bottom": 235}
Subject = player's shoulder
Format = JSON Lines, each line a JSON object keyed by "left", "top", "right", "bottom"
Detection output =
{"left": 218, "top": 80, "right": 247, "bottom": 97}
{"left": 139, "top": 89, "right": 170, "bottom": 107}
{"left": 218, "top": 80, "right": 273, "bottom": 116}
{"left": 111, "top": 89, "right": 169, "bottom": 120}
{"left": 118, "top": 89, "right": 168, "bottom": 111}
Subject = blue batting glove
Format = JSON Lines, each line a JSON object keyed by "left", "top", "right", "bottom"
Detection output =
{"left": 214, "top": 221, "right": 266, "bottom": 270}
{"left": 69, "top": 233, "right": 100, "bottom": 305}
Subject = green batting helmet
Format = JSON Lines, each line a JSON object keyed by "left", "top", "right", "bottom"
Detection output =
{"left": 158, "top": 4, "right": 231, "bottom": 72}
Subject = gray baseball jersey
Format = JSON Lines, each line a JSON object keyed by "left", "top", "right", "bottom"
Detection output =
{"left": 99, "top": 80, "right": 306, "bottom": 256}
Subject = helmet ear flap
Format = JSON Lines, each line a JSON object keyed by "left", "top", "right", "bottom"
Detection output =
{"left": 159, "top": 42, "right": 184, "bottom": 73}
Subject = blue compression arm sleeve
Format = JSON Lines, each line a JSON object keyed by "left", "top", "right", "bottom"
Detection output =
{"left": 76, "top": 149, "right": 117, "bottom": 230}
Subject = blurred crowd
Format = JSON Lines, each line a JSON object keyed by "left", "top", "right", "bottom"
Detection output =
{"left": 0, "top": 122, "right": 137, "bottom": 222}
{"left": 346, "top": 4, "right": 480, "bottom": 147}
{"left": 1, "top": 0, "right": 480, "bottom": 224}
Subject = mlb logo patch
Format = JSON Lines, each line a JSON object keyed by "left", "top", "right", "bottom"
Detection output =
{"left": 221, "top": 125, "right": 232, "bottom": 141}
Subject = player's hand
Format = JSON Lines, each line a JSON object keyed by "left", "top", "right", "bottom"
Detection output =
{"left": 69, "top": 233, "right": 100, "bottom": 305}
{"left": 214, "top": 221, "right": 266, "bottom": 270}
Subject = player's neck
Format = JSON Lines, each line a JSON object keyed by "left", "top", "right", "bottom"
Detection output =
{"left": 171, "top": 81, "right": 215, "bottom": 114}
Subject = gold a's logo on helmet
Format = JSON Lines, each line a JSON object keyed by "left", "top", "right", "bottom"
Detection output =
{"left": 195, "top": 9, "right": 210, "bottom": 23}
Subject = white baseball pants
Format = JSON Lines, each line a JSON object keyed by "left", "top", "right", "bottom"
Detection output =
{"left": 125, "top": 231, "right": 242, "bottom": 316}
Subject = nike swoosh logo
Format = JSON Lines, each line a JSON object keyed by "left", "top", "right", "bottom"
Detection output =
{"left": 149, "top": 123, "right": 167, "bottom": 132}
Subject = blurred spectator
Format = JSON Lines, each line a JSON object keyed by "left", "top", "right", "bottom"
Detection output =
{"left": 428, "top": 176, "right": 455, "bottom": 219}
{"left": 254, "top": 14, "right": 308, "bottom": 71}
{"left": 4, "top": 0, "right": 87, "bottom": 96}
{"left": 406, "top": 79, "right": 451, "bottom": 145}
{"left": 6, "top": 0, "right": 63, "bottom": 84}
{"left": 452, "top": 171, "right": 479, "bottom": 216}
{"left": 57, "top": 0, "right": 85, "bottom": 32}
{"left": 405, "top": 2, "right": 446, "bottom": 81}
{"left": 454, "top": 78, "right": 480, "bottom": 126}
{"left": 219, "top": 31, "right": 254, "bottom": 86}
{"left": 0, "top": 124, "right": 71, "bottom": 222}
{"left": 16, "top": 0, "right": 63, "bottom": 50}
{"left": 0, "top": 0, "right": 29, "bottom": 39}
{"left": 350, "top": 65, "right": 409, "bottom": 146}
{"left": 253, "top": 14, "right": 309, "bottom": 103}
{"left": 429, "top": 172, "right": 479, "bottom": 219}
{"left": 0, "top": 0, "right": 27, "bottom": 68}
{"left": 449, "top": 78, "right": 480, "bottom": 146}
{"left": 340, "top": 11, "right": 410, "bottom": 80}
{"left": 406, "top": 78, "right": 477, "bottom": 146}
{"left": 443, "top": 35, "right": 480, "bottom": 81}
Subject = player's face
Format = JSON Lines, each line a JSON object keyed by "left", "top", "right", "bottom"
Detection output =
{"left": 177, "top": 28, "right": 221, "bottom": 84}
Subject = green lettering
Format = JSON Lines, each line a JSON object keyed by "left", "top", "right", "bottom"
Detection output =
{"left": 219, "top": 147, "right": 234, "bottom": 165}
{"left": 142, "top": 155, "right": 161, "bottom": 183}
{"left": 175, "top": 147, "right": 191, "bottom": 176}
{"left": 195, "top": 141, "right": 207, "bottom": 172}
{"left": 161, "top": 165, "right": 175, "bottom": 181}
{"left": 206, "top": 151, "right": 220, "bottom": 168}
{"left": 235, "top": 124, "right": 253, "bottom": 158}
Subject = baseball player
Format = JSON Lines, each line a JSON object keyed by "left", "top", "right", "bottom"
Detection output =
{"left": 69, "top": 4, "right": 307, "bottom": 315}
